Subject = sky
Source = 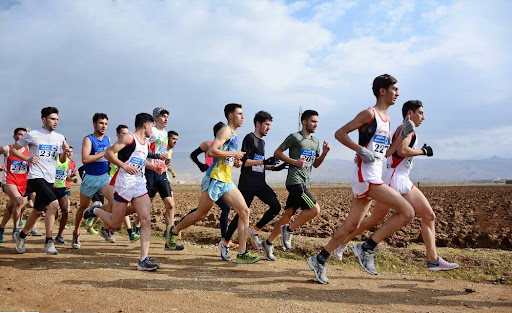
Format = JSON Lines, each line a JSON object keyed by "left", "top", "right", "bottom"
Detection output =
{"left": 1, "top": 0, "right": 511, "bottom": 162}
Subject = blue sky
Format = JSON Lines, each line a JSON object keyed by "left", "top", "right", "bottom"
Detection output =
{"left": 0, "top": 0, "right": 511, "bottom": 162}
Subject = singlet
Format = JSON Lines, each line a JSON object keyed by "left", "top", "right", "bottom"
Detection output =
{"left": 111, "top": 133, "right": 149, "bottom": 188}
{"left": 84, "top": 134, "right": 110, "bottom": 175}
{"left": 354, "top": 107, "right": 390, "bottom": 182}
{"left": 205, "top": 141, "right": 214, "bottom": 167}
{"left": 55, "top": 158, "right": 70, "bottom": 188}
{"left": 16, "top": 128, "right": 65, "bottom": 183}
{"left": 65, "top": 160, "right": 76, "bottom": 188}
{"left": 206, "top": 126, "right": 238, "bottom": 183}
{"left": 388, "top": 124, "right": 417, "bottom": 175}
{"left": 2, "top": 145, "right": 29, "bottom": 187}
{"left": 148, "top": 127, "right": 168, "bottom": 170}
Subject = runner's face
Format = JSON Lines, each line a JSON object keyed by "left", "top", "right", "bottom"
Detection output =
{"left": 382, "top": 84, "right": 399, "bottom": 105}
{"left": 304, "top": 115, "right": 318, "bottom": 133}
{"left": 156, "top": 114, "right": 168, "bottom": 129}
{"left": 168, "top": 135, "right": 178, "bottom": 148}
{"left": 231, "top": 108, "right": 244, "bottom": 127}
{"left": 66, "top": 148, "right": 73, "bottom": 159}
{"left": 409, "top": 107, "right": 425, "bottom": 127}
{"left": 43, "top": 113, "right": 59, "bottom": 131}
{"left": 144, "top": 122, "right": 153, "bottom": 137}
{"left": 13, "top": 130, "right": 26, "bottom": 141}
{"left": 117, "top": 127, "right": 129, "bottom": 139}
{"left": 256, "top": 120, "right": 271, "bottom": 137}
{"left": 94, "top": 118, "right": 108, "bottom": 135}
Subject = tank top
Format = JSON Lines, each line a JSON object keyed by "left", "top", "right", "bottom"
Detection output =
{"left": 111, "top": 133, "right": 148, "bottom": 188}
{"left": 2, "top": 145, "right": 29, "bottom": 186}
{"left": 388, "top": 124, "right": 417, "bottom": 175}
{"left": 84, "top": 134, "right": 110, "bottom": 175}
{"left": 55, "top": 158, "right": 70, "bottom": 188}
{"left": 148, "top": 127, "right": 168, "bottom": 170}
{"left": 206, "top": 126, "right": 238, "bottom": 183}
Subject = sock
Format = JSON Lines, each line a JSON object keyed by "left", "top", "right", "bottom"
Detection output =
{"left": 223, "top": 239, "right": 230, "bottom": 245}
{"left": 0, "top": 226, "right": 4, "bottom": 233}
{"left": 253, "top": 226, "right": 260, "bottom": 232}
{"left": 362, "top": 238, "right": 378, "bottom": 251}
{"left": 317, "top": 249, "right": 330, "bottom": 265}
{"left": 265, "top": 239, "right": 272, "bottom": 246}
{"left": 20, "top": 231, "right": 27, "bottom": 239}
{"left": 127, "top": 228, "right": 133, "bottom": 236}
{"left": 92, "top": 207, "right": 99, "bottom": 215}
{"left": 45, "top": 237, "right": 52, "bottom": 244}
{"left": 140, "top": 257, "right": 147, "bottom": 262}
{"left": 237, "top": 250, "right": 247, "bottom": 256}
{"left": 286, "top": 225, "right": 293, "bottom": 233}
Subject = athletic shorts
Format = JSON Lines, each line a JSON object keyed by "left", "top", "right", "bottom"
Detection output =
{"left": 352, "top": 160, "right": 384, "bottom": 199}
{"left": 80, "top": 172, "right": 111, "bottom": 198}
{"left": 284, "top": 184, "right": 317, "bottom": 213}
{"left": 28, "top": 178, "right": 65, "bottom": 211}
{"left": 114, "top": 185, "right": 148, "bottom": 203}
{"left": 23, "top": 183, "right": 34, "bottom": 197}
{"left": 92, "top": 191, "right": 105, "bottom": 204}
{"left": 201, "top": 176, "right": 235, "bottom": 202}
{"left": 2, "top": 183, "right": 26, "bottom": 198}
{"left": 65, "top": 187, "right": 72, "bottom": 198}
{"left": 383, "top": 169, "right": 414, "bottom": 195}
{"left": 147, "top": 177, "right": 172, "bottom": 199}
{"left": 53, "top": 187, "right": 68, "bottom": 200}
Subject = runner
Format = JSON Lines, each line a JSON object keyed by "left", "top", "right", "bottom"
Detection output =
{"left": 166, "top": 103, "right": 260, "bottom": 264}
{"left": 308, "top": 74, "right": 416, "bottom": 284}
{"left": 0, "top": 128, "right": 29, "bottom": 243}
{"left": 73, "top": 113, "right": 114, "bottom": 249}
{"left": 189, "top": 122, "right": 235, "bottom": 249}
{"left": 83, "top": 113, "right": 161, "bottom": 270}
{"left": 11, "top": 106, "right": 69, "bottom": 255}
{"left": 64, "top": 146, "right": 77, "bottom": 210}
{"left": 221, "top": 111, "right": 287, "bottom": 261}
{"left": 333, "top": 100, "right": 458, "bottom": 271}
{"left": 53, "top": 148, "right": 76, "bottom": 244}
{"left": 165, "top": 130, "right": 178, "bottom": 181}
{"left": 259, "top": 110, "right": 330, "bottom": 261}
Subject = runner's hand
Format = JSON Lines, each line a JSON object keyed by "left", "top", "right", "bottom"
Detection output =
{"left": 322, "top": 141, "right": 331, "bottom": 154}
{"left": 294, "top": 159, "right": 307, "bottom": 168}
{"left": 263, "top": 156, "right": 279, "bottom": 166}
{"left": 199, "top": 163, "right": 209, "bottom": 172}
{"left": 271, "top": 162, "right": 288, "bottom": 171}
{"left": 0, "top": 164, "right": 4, "bottom": 171}
{"left": 357, "top": 147, "right": 375, "bottom": 164}
{"left": 233, "top": 151, "right": 245, "bottom": 160}
{"left": 28, "top": 155, "right": 39, "bottom": 164}
{"left": 422, "top": 144, "right": 433, "bottom": 157}
{"left": 400, "top": 116, "right": 415, "bottom": 138}
{"left": 156, "top": 166, "right": 165, "bottom": 175}
{"left": 234, "top": 159, "right": 242, "bottom": 168}
{"left": 124, "top": 165, "right": 139, "bottom": 175}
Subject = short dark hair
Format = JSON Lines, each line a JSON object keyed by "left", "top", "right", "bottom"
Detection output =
{"left": 135, "top": 113, "right": 154, "bottom": 129}
{"left": 372, "top": 74, "right": 397, "bottom": 98}
{"left": 224, "top": 103, "right": 242, "bottom": 119}
{"left": 14, "top": 127, "right": 27, "bottom": 135}
{"left": 168, "top": 130, "right": 179, "bottom": 137}
{"left": 41, "top": 107, "right": 58, "bottom": 119}
{"left": 68, "top": 146, "right": 73, "bottom": 150}
{"left": 93, "top": 113, "right": 108, "bottom": 123}
{"left": 213, "top": 121, "right": 225, "bottom": 137}
{"left": 402, "top": 100, "right": 423, "bottom": 118}
{"left": 301, "top": 110, "right": 318, "bottom": 122}
{"left": 116, "top": 124, "right": 129, "bottom": 134}
{"left": 253, "top": 111, "right": 272, "bottom": 126}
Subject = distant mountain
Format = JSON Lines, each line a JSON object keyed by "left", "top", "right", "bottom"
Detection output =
{"left": 166, "top": 152, "right": 512, "bottom": 184}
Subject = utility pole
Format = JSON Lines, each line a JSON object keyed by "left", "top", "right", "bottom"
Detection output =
{"left": 298, "top": 106, "right": 303, "bottom": 131}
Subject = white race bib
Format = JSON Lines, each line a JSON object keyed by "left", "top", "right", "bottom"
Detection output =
{"left": 127, "top": 156, "right": 145, "bottom": 177}
{"left": 55, "top": 169, "right": 67, "bottom": 183}
{"left": 224, "top": 156, "right": 235, "bottom": 167}
{"left": 10, "top": 160, "right": 28, "bottom": 174}
{"left": 300, "top": 149, "right": 316, "bottom": 167}
{"left": 252, "top": 154, "right": 264, "bottom": 173}
{"left": 38, "top": 144, "right": 58, "bottom": 159}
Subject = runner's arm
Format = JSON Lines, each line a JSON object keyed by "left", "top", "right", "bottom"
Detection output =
{"left": 207, "top": 127, "right": 245, "bottom": 159}
{"left": 190, "top": 141, "right": 210, "bottom": 171}
{"left": 105, "top": 134, "right": 131, "bottom": 171}
{"left": 313, "top": 141, "right": 330, "bottom": 168}
{"left": 274, "top": 147, "right": 305, "bottom": 168}
{"left": 81, "top": 136, "right": 106, "bottom": 164}
{"left": 335, "top": 109, "right": 374, "bottom": 152}
{"left": 0, "top": 145, "right": 8, "bottom": 157}
{"left": 9, "top": 143, "right": 29, "bottom": 161}
{"left": 59, "top": 140, "right": 69, "bottom": 164}
{"left": 394, "top": 128, "right": 424, "bottom": 157}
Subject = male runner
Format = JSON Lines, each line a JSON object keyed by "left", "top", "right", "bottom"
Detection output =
{"left": 333, "top": 100, "right": 458, "bottom": 271}
{"left": 220, "top": 111, "right": 287, "bottom": 261}
{"left": 83, "top": 113, "right": 161, "bottom": 270}
{"left": 11, "top": 107, "right": 69, "bottom": 255}
{"left": 260, "top": 110, "right": 330, "bottom": 260}
{"left": 165, "top": 130, "right": 178, "bottom": 181}
{"left": 308, "top": 74, "right": 416, "bottom": 284}
{"left": 73, "top": 113, "right": 114, "bottom": 248}
{"left": 0, "top": 128, "right": 29, "bottom": 242}
{"left": 53, "top": 148, "right": 77, "bottom": 244}
{"left": 166, "top": 103, "right": 260, "bottom": 264}
{"left": 64, "top": 146, "right": 77, "bottom": 206}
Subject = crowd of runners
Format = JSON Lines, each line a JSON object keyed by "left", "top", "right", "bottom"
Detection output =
{"left": 0, "top": 74, "right": 458, "bottom": 282}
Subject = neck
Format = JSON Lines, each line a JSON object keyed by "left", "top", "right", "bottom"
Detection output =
{"left": 374, "top": 99, "right": 391, "bottom": 113}
{"left": 227, "top": 121, "right": 238, "bottom": 132}
{"left": 253, "top": 130, "right": 263, "bottom": 139}
{"left": 134, "top": 128, "right": 145, "bottom": 141}
{"left": 155, "top": 123, "right": 165, "bottom": 131}
{"left": 301, "top": 128, "right": 311, "bottom": 138}
{"left": 93, "top": 131, "right": 104, "bottom": 139}
{"left": 42, "top": 126, "right": 52, "bottom": 132}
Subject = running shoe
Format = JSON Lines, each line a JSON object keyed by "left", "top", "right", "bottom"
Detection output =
{"left": 308, "top": 255, "right": 329, "bottom": 284}
{"left": 164, "top": 242, "right": 184, "bottom": 251}
{"left": 18, "top": 220, "right": 23, "bottom": 227}
{"left": 44, "top": 239, "right": 58, "bottom": 255}
{"left": 219, "top": 241, "right": 231, "bottom": 261}
{"left": 72, "top": 232, "right": 80, "bottom": 249}
{"left": 137, "top": 257, "right": 159, "bottom": 271}
{"left": 87, "top": 227, "right": 99, "bottom": 235}
{"left": 235, "top": 251, "right": 261, "bottom": 264}
{"left": 100, "top": 228, "right": 115, "bottom": 243}
{"left": 86, "top": 217, "right": 95, "bottom": 228}
{"left": 0, "top": 228, "right": 4, "bottom": 243}
{"left": 427, "top": 257, "right": 459, "bottom": 271}
{"left": 261, "top": 240, "right": 276, "bottom": 261}
{"left": 334, "top": 244, "right": 349, "bottom": 261}
{"left": 11, "top": 229, "right": 20, "bottom": 242}
{"left": 165, "top": 226, "right": 181, "bottom": 250}
{"left": 14, "top": 231, "right": 26, "bottom": 254}
{"left": 280, "top": 224, "right": 293, "bottom": 250}
{"left": 129, "top": 232, "right": 140, "bottom": 242}
{"left": 29, "top": 228, "right": 42, "bottom": 236}
{"left": 55, "top": 235, "right": 66, "bottom": 244}
{"left": 227, "top": 242, "right": 239, "bottom": 249}
{"left": 249, "top": 227, "right": 262, "bottom": 250}
{"left": 83, "top": 204, "right": 99, "bottom": 220}
{"left": 162, "top": 231, "right": 167, "bottom": 239}
{"left": 352, "top": 243, "right": 378, "bottom": 275}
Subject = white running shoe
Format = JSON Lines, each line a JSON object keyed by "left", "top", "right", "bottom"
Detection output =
{"left": 352, "top": 243, "right": 378, "bottom": 275}
{"left": 44, "top": 240, "right": 58, "bottom": 255}
{"left": 219, "top": 241, "right": 231, "bottom": 261}
{"left": 427, "top": 257, "right": 459, "bottom": 271}
{"left": 334, "top": 244, "right": 349, "bottom": 261}
{"left": 261, "top": 240, "right": 276, "bottom": 261}
{"left": 280, "top": 224, "right": 293, "bottom": 250}
{"left": 14, "top": 231, "right": 26, "bottom": 254}
{"left": 249, "top": 227, "right": 262, "bottom": 250}
{"left": 307, "top": 255, "right": 329, "bottom": 284}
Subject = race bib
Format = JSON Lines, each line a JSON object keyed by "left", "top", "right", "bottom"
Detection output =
{"left": 39, "top": 144, "right": 58, "bottom": 159}
{"left": 55, "top": 169, "right": 67, "bottom": 183}
{"left": 300, "top": 149, "right": 316, "bottom": 167}
{"left": 127, "top": 156, "right": 145, "bottom": 176}
{"left": 224, "top": 156, "right": 235, "bottom": 167}
{"left": 252, "top": 154, "right": 264, "bottom": 173}
{"left": 95, "top": 147, "right": 107, "bottom": 163}
{"left": 10, "top": 160, "right": 28, "bottom": 174}
{"left": 372, "top": 135, "right": 390, "bottom": 158}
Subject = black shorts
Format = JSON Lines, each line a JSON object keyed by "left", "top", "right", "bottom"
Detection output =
{"left": 92, "top": 191, "right": 105, "bottom": 204}
{"left": 53, "top": 187, "right": 68, "bottom": 200}
{"left": 146, "top": 171, "right": 172, "bottom": 199}
{"left": 240, "top": 183, "right": 279, "bottom": 209}
{"left": 65, "top": 187, "right": 72, "bottom": 198}
{"left": 23, "top": 183, "right": 34, "bottom": 197}
{"left": 285, "top": 184, "right": 317, "bottom": 213}
{"left": 28, "top": 178, "right": 65, "bottom": 211}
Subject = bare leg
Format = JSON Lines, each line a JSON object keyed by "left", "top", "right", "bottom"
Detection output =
{"left": 57, "top": 196, "right": 69, "bottom": 236}
{"left": 266, "top": 208, "right": 294, "bottom": 243}
{"left": 74, "top": 192, "right": 92, "bottom": 235}
{"left": 174, "top": 191, "right": 214, "bottom": 232}
{"left": 289, "top": 203, "right": 320, "bottom": 231}
{"left": 221, "top": 188, "right": 250, "bottom": 254}
{"left": 44, "top": 200, "right": 59, "bottom": 238}
{"left": 342, "top": 202, "right": 391, "bottom": 245}
{"left": 132, "top": 195, "right": 152, "bottom": 259}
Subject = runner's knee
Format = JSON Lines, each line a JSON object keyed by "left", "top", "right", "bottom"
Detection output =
{"left": 310, "top": 204, "right": 320, "bottom": 216}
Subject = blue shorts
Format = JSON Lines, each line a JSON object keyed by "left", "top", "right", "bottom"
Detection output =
{"left": 80, "top": 172, "right": 111, "bottom": 198}
{"left": 201, "top": 176, "right": 235, "bottom": 202}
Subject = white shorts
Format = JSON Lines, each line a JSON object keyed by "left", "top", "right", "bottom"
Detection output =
{"left": 114, "top": 185, "right": 148, "bottom": 202}
{"left": 383, "top": 168, "right": 414, "bottom": 195}
{"left": 351, "top": 159, "right": 384, "bottom": 199}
